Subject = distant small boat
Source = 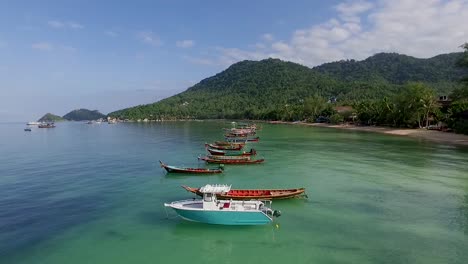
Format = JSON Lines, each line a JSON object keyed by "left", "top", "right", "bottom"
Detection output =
{"left": 164, "top": 184, "right": 281, "bottom": 225}
{"left": 182, "top": 185, "right": 306, "bottom": 200}
{"left": 27, "top": 122, "right": 40, "bottom": 125}
{"left": 86, "top": 121, "right": 95, "bottom": 124}
{"left": 159, "top": 160, "right": 223, "bottom": 174}
{"left": 199, "top": 155, "right": 265, "bottom": 164}
{"left": 207, "top": 148, "right": 256, "bottom": 156}
{"left": 38, "top": 123, "right": 55, "bottom": 128}
{"left": 24, "top": 128, "right": 32, "bottom": 131}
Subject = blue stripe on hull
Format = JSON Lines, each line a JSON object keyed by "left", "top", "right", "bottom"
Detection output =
{"left": 172, "top": 208, "right": 272, "bottom": 225}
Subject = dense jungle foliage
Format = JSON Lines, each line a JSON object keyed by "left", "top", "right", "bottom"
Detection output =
{"left": 109, "top": 51, "right": 468, "bottom": 133}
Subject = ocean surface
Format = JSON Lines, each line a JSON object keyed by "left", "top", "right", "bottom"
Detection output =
{"left": 1, "top": 121, "right": 468, "bottom": 264}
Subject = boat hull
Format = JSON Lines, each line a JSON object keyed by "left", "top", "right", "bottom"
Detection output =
{"left": 170, "top": 207, "right": 272, "bottom": 225}
{"left": 214, "top": 141, "right": 245, "bottom": 146}
{"left": 163, "top": 166, "right": 222, "bottom": 174}
{"left": 182, "top": 186, "right": 306, "bottom": 200}
{"left": 160, "top": 161, "right": 223, "bottom": 174}
{"left": 205, "top": 143, "right": 244, "bottom": 150}
{"left": 207, "top": 148, "right": 256, "bottom": 156}
{"left": 225, "top": 137, "right": 259, "bottom": 143}
{"left": 199, "top": 156, "right": 264, "bottom": 164}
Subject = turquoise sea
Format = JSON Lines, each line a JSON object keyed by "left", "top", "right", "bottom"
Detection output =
{"left": 1, "top": 121, "right": 468, "bottom": 264}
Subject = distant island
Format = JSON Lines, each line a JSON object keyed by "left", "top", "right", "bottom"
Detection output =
{"left": 38, "top": 113, "right": 66, "bottom": 122}
{"left": 63, "top": 109, "right": 106, "bottom": 121}
{"left": 36, "top": 109, "right": 106, "bottom": 122}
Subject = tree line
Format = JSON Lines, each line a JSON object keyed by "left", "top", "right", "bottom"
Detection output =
{"left": 109, "top": 48, "right": 468, "bottom": 134}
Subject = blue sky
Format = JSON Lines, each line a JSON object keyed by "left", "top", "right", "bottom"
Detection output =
{"left": 1, "top": 0, "right": 467, "bottom": 121}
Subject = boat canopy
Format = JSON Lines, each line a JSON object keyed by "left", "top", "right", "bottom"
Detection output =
{"left": 199, "top": 184, "right": 231, "bottom": 194}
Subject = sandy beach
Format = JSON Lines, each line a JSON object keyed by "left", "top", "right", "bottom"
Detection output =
{"left": 268, "top": 121, "right": 468, "bottom": 147}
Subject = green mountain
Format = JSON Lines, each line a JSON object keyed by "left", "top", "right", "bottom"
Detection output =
{"left": 314, "top": 52, "right": 464, "bottom": 83}
{"left": 109, "top": 53, "right": 467, "bottom": 120}
{"left": 314, "top": 52, "right": 466, "bottom": 92}
{"left": 63, "top": 109, "right": 106, "bottom": 121}
{"left": 37, "top": 113, "right": 66, "bottom": 122}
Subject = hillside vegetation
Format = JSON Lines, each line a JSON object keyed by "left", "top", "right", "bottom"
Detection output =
{"left": 37, "top": 113, "right": 65, "bottom": 122}
{"left": 109, "top": 52, "right": 467, "bottom": 121}
{"left": 63, "top": 109, "right": 106, "bottom": 121}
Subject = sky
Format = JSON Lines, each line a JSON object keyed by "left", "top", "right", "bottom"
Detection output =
{"left": 0, "top": 0, "right": 467, "bottom": 121}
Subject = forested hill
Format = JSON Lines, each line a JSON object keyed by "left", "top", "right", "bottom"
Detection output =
{"left": 63, "top": 109, "right": 106, "bottom": 121}
{"left": 38, "top": 113, "right": 65, "bottom": 122}
{"left": 109, "top": 53, "right": 466, "bottom": 120}
{"left": 314, "top": 52, "right": 465, "bottom": 85}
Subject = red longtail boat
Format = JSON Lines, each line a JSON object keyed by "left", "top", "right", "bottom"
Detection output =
{"left": 181, "top": 185, "right": 306, "bottom": 200}
{"left": 159, "top": 160, "right": 223, "bottom": 174}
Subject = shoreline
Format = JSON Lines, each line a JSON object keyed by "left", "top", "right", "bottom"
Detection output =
{"left": 267, "top": 121, "right": 468, "bottom": 147}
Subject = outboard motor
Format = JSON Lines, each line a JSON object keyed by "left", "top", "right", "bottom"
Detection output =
{"left": 266, "top": 208, "right": 281, "bottom": 218}
{"left": 273, "top": 210, "right": 281, "bottom": 217}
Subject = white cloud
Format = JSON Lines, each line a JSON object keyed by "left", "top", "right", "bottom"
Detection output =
{"left": 262, "top": 33, "right": 274, "bottom": 42}
{"left": 335, "top": 0, "right": 374, "bottom": 22}
{"left": 48, "top": 20, "right": 64, "bottom": 28}
{"left": 31, "top": 42, "right": 53, "bottom": 51}
{"left": 68, "top": 22, "right": 84, "bottom": 29}
{"left": 47, "top": 20, "right": 84, "bottom": 30}
{"left": 105, "top": 31, "right": 118, "bottom": 37}
{"left": 253, "top": 43, "right": 266, "bottom": 49}
{"left": 138, "top": 31, "right": 162, "bottom": 47}
{"left": 31, "top": 42, "right": 77, "bottom": 52}
{"left": 176, "top": 40, "right": 195, "bottom": 48}
{"left": 193, "top": 0, "right": 468, "bottom": 67}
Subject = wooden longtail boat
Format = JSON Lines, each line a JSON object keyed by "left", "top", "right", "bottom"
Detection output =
{"left": 205, "top": 143, "right": 244, "bottom": 150}
{"left": 205, "top": 154, "right": 251, "bottom": 161}
{"left": 225, "top": 137, "right": 259, "bottom": 143}
{"left": 207, "top": 148, "right": 256, "bottom": 156}
{"left": 224, "top": 131, "right": 256, "bottom": 137}
{"left": 198, "top": 156, "right": 265, "bottom": 164}
{"left": 214, "top": 141, "right": 245, "bottom": 146}
{"left": 223, "top": 127, "right": 256, "bottom": 133}
{"left": 159, "top": 160, "right": 223, "bottom": 174}
{"left": 182, "top": 185, "right": 306, "bottom": 200}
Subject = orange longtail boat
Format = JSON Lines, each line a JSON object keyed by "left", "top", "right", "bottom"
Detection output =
{"left": 181, "top": 185, "right": 306, "bottom": 200}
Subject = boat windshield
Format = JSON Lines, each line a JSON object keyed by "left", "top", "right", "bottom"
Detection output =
{"left": 203, "top": 193, "right": 213, "bottom": 202}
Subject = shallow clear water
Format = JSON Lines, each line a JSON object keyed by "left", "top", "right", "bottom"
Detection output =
{"left": 1, "top": 121, "right": 468, "bottom": 264}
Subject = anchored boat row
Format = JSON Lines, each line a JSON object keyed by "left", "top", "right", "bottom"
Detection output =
{"left": 162, "top": 123, "right": 305, "bottom": 225}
